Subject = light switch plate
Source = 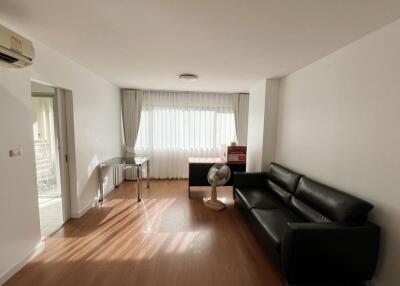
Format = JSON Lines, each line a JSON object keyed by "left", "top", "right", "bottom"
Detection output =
{"left": 9, "top": 148, "right": 23, "bottom": 157}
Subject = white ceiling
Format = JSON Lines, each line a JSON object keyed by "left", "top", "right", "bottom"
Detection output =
{"left": 1, "top": 0, "right": 400, "bottom": 92}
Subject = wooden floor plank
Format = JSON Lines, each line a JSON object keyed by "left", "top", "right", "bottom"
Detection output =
{"left": 5, "top": 180, "right": 284, "bottom": 286}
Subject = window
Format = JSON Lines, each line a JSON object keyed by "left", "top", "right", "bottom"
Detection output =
{"left": 135, "top": 91, "right": 237, "bottom": 179}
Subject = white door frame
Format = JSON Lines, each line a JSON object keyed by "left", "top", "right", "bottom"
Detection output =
{"left": 55, "top": 88, "right": 71, "bottom": 222}
{"left": 32, "top": 81, "right": 76, "bottom": 226}
{"left": 32, "top": 82, "right": 75, "bottom": 227}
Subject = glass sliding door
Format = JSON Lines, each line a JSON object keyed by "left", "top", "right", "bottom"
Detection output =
{"left": 33, "top": 96, "right": 61, "bottom": 197}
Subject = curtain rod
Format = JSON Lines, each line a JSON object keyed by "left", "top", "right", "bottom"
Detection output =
{"left": 121, "top": 88, "right": 248, "bottom": 95}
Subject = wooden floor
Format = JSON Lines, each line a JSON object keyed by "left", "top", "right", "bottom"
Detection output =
{"left": 5, "top": 180, "right": 284, "bottom": 286}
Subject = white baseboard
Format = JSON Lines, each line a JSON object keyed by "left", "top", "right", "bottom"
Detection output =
{"left": 103, "top": 184, "right": 115, "bottom": 197}
{"left": 0, "top": 241, "right": 44, "bottom": 285}
{"left": 71, "top": 201, "right": 93, "bottom": 218}
{"left": 70, "top": 180, "right": 122, "bottom": 218}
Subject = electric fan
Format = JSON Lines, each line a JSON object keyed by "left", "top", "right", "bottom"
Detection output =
{"left": 204, "top": 163, "right": 231, "bottom": 211}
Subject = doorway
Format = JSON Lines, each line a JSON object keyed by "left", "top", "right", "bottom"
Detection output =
{"left": 31, "top": 81, "right": 71, "bottom": 238}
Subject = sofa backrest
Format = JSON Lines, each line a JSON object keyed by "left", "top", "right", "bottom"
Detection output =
{"left": 292, "top": 177, "right": 373, "bottom": 223}
{"left": 268, "top": 163, "right": 301, "bottom": 193}
{"left": 267, "top": 163, "right": 301, "bottom": 205}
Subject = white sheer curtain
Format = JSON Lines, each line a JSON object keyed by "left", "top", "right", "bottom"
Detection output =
{"left": 135, "top": 90, "right": 237, "bottom": 179}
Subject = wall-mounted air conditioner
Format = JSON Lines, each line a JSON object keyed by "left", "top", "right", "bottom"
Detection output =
{"left": 0, "top": 24, "right": 34, "bottom": 68}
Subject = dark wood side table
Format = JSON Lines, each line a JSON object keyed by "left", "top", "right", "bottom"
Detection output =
{"left": 188, "top": 157, "right": 246, "bottom": 198}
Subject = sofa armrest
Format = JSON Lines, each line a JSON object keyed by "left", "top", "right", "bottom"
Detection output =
{"left": 281, "top": 222, "right": 380, "bottom": 284}
{"left": 233, "top": 172, "right": 268, "bottom": 189}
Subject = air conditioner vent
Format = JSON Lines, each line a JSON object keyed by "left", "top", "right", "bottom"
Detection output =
{"left": 0, "top": 51, "right": 18, "bottom": 63}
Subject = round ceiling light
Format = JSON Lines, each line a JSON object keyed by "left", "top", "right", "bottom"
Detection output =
{"left": 179, "top": 73, "right": 198, "bottom": 81}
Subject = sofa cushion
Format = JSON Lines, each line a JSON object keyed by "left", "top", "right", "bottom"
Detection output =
{"left": 235, "top": 188, "right": 284, "bottom": 210}
{"left": 289, "top": 197, "right": 331, "bottom": 222}
{"left": 266, "top": 179, "right": 292, "bottom": 205}
{"left": 251, "top": 208, "right": 305, "bottom": 250}
{"left": 294, "top": 177, "right": 373, "bottom": 223}
{"left": 268, "top": 163, "right": 301, "bottom": 194}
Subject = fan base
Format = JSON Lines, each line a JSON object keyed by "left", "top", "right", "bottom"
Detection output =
{"left": 203, "top": 198, "right": 226, "bottom": 211}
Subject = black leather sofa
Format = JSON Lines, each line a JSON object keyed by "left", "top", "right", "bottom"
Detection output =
{"left": 233, "top": 162, "right": 380, "bottom": 286}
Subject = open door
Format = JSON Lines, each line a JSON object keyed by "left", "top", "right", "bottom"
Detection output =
{"left": 31, "top": 82, "right": 72, "bottom": 238}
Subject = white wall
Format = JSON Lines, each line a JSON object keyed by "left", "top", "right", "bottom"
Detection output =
{"left": 262, "top": 79, "right": 279, "bottom": 170}
{"left": 247, "top": 79, "right": 279, "bottom": 172}
{"left": 0, "top": 68, "right": 41, "bottom": 285}
{"left": 275, "top": 19, "right": 400, "bottom": 286}
{"left": 236, "top": 93, "right": 249, "bottom": 146}
{"left": 247, "top": 80, "right": 267, "bottom": 171}
{"left": 0, "top": 21, "right": 121, "bottom": 282}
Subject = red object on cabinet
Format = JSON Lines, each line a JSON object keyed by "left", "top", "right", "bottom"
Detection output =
{"left": 227, "top": 146, "right": 247, "bottom": 164}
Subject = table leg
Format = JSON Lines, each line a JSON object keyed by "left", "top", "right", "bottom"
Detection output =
{"left": 115, "top": 166, "right": 119, "bottom": 188}
{"left": 146, "top": 160, "right": 150, "bottom": 189}
{"left": 98, "top": 165, "right": 104, "bottom": 203}
{"left": 113, "top": 165, "right": 116, "bottom": 188}
{"left": 137, "top": 165, "right": 142, "bottom": 202}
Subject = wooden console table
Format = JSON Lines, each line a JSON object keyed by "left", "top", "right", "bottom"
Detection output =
{"left": 188, "top": 157, "right": 246, "bottom": 198}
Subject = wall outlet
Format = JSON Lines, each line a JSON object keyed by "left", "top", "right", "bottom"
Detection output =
{"left": 9, "top": 148, "right": 23, "bottom": 157}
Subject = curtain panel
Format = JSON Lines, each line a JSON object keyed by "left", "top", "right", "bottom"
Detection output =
{"left": 121, "top": 89, "right": 143, "bottom": 155}
{"left": 135, "top": 90, "right": 241, "bottom": 179}
{"left": 233, "top": 93, "right": 249, "bottom": 145}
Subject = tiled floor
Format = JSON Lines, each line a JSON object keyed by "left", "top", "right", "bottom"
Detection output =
{"left": 38, "top": 197, "right": 64, "bottom": 238}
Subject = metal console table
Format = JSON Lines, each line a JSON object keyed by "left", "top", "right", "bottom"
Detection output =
{"left": 98, "top": 156, "right": 150, "bottom": 202}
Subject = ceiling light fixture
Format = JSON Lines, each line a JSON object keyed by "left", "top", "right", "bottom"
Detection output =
{"left": 179, "top": 73, "right": 198, "bottom": 82}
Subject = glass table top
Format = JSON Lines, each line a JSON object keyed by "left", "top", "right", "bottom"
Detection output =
{"left": 99, "top": 156, "right": 149, "bottom": 166}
